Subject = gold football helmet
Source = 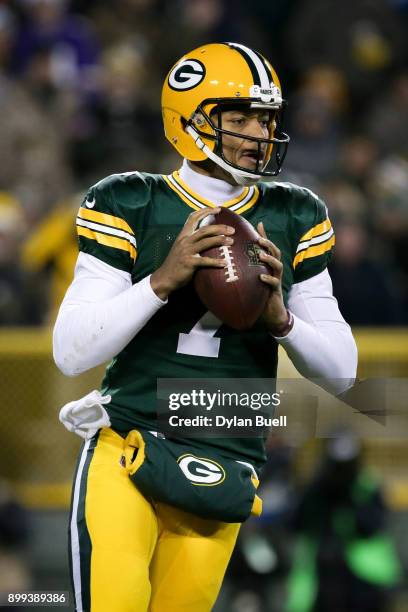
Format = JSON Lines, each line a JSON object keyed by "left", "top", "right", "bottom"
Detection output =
{"left": 162, "top": 42, "right": 289, "bottom": 184}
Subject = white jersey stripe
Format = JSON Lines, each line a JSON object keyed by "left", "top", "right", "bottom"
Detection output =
{"left": 229, "top": 186, "right": 255, "bottom": 210}
{"left": 76, "top": 218, "right": 137, "bottom": 248}
{"left": 296, "top": 228, "right": 335, "bottom": 254}
{"left": 70, "top": 438, "right": 91, "bottom": 612}
{"left": 167, "top": 174, "right": 206, "bottom": 208}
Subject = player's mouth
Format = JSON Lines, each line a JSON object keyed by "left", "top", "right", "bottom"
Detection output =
{"left": 239, "top": 149, "right": 265, "bottom": 168}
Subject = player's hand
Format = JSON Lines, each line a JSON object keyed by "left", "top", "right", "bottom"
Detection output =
{"left": 59, "top": 390, "right": 111, "bottom": 439}
{"left": 257, "top": 222, "right": 290, "bottom": 335}
{"left": 151, "top": 207, "right": 235, "bottom": 300}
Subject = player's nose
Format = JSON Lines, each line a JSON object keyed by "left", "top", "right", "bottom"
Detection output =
{"left": 247, "top": 117, "right": 267, "bottom": 138}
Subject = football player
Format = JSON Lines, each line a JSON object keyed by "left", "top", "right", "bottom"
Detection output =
{"left": 53, "top": 43, "right": 357, "bottom": 612}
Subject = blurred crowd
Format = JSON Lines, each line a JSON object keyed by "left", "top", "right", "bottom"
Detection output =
{"left": 0, "top": 0, "right": 407, "bottom": 325}
{"left": 220, "top": 430, "right": 403, "bottom": 612}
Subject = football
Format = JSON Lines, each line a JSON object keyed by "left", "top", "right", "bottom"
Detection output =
{"left": 194, "top": 208, "right": 272, "bottom": 330}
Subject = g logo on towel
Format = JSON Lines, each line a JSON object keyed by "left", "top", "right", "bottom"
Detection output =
{"left": 177, "top": 454, "right": 225, "bottom": 486}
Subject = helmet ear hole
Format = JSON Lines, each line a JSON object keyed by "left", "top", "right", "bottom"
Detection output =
{"left": 189, "top": 111, "right": 215, "bottom": 140}
{"left": 191, "top": 112, "right": 206, "bottom": 128}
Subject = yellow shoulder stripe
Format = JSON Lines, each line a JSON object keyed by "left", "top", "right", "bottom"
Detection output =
{"left": 299, "top": 218, "right": 331, "bottom": 243}
{"left": 78, "top": 207, "right": 134, "bottom": 236}
{"left": 77, "top": 226, "right": 137, "bottom": 262}
{"left": 293, "top": 235, "right": 335, "bottom": 269}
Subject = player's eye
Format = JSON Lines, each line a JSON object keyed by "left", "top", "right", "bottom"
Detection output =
{"left": 261, "top": 112, "right": 274, "bottom": 126}
{"left": 230, "top": 117, "right": 246, "bottom": 126}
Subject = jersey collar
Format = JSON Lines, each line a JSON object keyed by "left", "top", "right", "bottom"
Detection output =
{"left": 163, "top": 161, "right": 259, "bottom": 214}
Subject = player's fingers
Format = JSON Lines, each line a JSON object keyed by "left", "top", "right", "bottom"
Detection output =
{"left": 193, "top": 234, "right": 234, "bottom": 253}
{"left": 183, "top": 207, "right": 221, "bottom": 234}
{"left": 259, "top": 274, "right": 280, "bottom": 289}
{"left": 191, "top": 256, "right": 226, "bottom": 268}
{"left": 259, "top": 251, "right": 283, "bottom": 277}
{"left": 258, "top": 235, "right": 281, "bottom": 260}
{"left": 191, "top": 223, "right": 235, "bottom": 241}
{"left": 257, "top": 221, "right": 267, "bottom": 239}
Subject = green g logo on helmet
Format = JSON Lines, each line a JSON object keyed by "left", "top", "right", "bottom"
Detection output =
{"left": 168, "top": 59, "right": 206, "bottom": 91}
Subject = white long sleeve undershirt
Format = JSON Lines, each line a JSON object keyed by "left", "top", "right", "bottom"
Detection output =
{"left": 277, "top": 268, "right": 357, "bottom": 393}
{"left": 53, "top": 252, "right": 357, "bottom": 395}
{"left": 53, "top": 252, "right": 167, "bottom": 375}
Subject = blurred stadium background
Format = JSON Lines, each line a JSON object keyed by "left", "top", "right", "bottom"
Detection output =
{"left": 0, "top": 0, "right": 407, "bottom": 610}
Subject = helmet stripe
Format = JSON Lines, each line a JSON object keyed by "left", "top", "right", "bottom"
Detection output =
{"left": 251, "top": 49, "right": 274, "bottom": 85}
{"left": 226, "top": 42, "right": 271, "bottom": 88}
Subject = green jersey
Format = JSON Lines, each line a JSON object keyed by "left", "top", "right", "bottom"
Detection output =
{"left": 76, "top": 170, "right": 334, "bottom": 468}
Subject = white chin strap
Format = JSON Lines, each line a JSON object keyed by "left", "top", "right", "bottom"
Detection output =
{"left": 186, "top": 125, "right": 262, "bottom": 186}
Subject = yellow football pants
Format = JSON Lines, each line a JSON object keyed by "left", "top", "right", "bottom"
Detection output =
{"left": 69, "top": 428, "right": 240, "bottom": 612}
